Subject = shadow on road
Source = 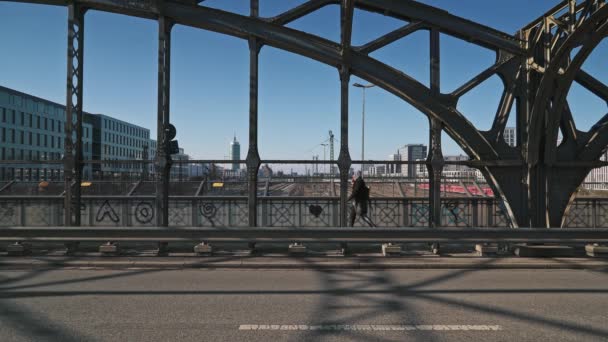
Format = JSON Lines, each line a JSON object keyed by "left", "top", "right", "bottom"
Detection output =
{"left": 1, "top": 257, "right": 608, "bottom": 340}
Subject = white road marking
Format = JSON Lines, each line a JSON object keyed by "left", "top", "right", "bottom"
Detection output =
{"left": 239, "top": 324, "right": 502, "bottom": 331}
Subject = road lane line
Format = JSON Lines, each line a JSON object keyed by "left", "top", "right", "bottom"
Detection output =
{"left": 239, "top": 324, "right": 502, "bottom": 331}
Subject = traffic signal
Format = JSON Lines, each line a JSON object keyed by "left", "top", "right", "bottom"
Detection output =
{"left": 165, "top": 123, "right": 179, "bottom": 155}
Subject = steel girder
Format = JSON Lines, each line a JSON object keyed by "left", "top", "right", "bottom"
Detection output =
{"left": 15, "top": 0, "right": 523, "bottom": 55}
{"left": 337, "top": 0, "right": 355, "bottom": 227}
{"left": 576, "top": 69, "right": 608, "bottom": 102}
{"left": 155, "top": 16, "right": 172, "bottom": 227}
{"left": 246, "top": 0, "right": 261, "bottom": 226}
{"left": 64, "top": 3, "right": 86, "bottom": 226}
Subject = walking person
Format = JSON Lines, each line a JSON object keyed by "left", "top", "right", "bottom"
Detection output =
{"left": 348, "top": 171, "right": 375, "bottom": 227}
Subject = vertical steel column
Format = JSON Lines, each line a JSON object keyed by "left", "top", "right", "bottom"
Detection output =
{"left": 247, "top": 0, "right": 261, "bottom": 227}
{"left": 65, "top": 3, "right": 86, "bottom": 226}
{"left": 430, "top": 27, "right": 440, "bottom": 99}
{"left": 338, "top": 67, "right": 352, "bottom": 226}
{"left": 338, "top": 0, "right": 354, "bottom": 226}
{"left": 155, "top": 16, "right": 172, "bottom": 227}
{"left": 427, "top": 117, "right": 444, "bottom": 227}
{"left": 529, "top": 18, "right": 553, "bottom": 228}
{"left": 518, "top": 29, "right": 532, "bottom": 226}
{"left": 427, "top": 28, "right": 444, "bottom": 227}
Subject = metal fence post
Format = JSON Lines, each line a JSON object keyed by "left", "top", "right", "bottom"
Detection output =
{"left": 592, "top": 198, "right": 597, "bottom": 228}
{"left": 472, "top": 198, "right": 479, "bottom": 227}
{"left": 122, "top": 200, "right": 129, "bottom": 227}
{"left": 403, "top": 199, "right": 409, "bottom": 226}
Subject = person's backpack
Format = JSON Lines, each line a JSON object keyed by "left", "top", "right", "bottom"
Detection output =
{"left": 363, "top": 185, "right": 370, "bottom": 199}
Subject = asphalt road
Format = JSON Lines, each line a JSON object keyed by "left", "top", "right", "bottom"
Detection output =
{"left": 0, "top": 268, "right": 607, "bottom": 342}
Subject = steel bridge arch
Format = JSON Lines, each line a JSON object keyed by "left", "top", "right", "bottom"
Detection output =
{"left": 156, "top": 0, "right": 511, "bottom": 225}
{"left": 11, "top": 0, "right": 513, "bottom": 159}
{"left": 7, "top": 0, "right": 608, "bottom": 228}
{"left": 527, "top": 4, "right": 608, "bottom": 227}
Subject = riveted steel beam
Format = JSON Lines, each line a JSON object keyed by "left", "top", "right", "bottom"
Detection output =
{"left": 427, "top": 118, "right": 444, "bottom": 228}
{"left": 10, "top": 0, "right": 523, "bottom": 55}
{"left": 451, "top": 64, "right": 501, "bottom": 99}
{"left": 575, "top": 69, "right": 608, "bottom": 103}
{"left": 355, "top": 0, "right": 523, "bottom": 55}
{"left": 338, "top": 0, "right": 354, "bottom": 227}
{"left": 246, "top": 0, "right": 261, "bottom": 226}
{"left": 489, "top": 88, "right": 516, "bottom": 145}
{"left": 357, "top": 21, "right": 426, "bottom": 55}
{"left": 560, "top": 103, "right": 579, "bottom": 145}
{"left": 427, "top": 28, "right": 443, "bottom": 227}
{"left": 155, "top": 16, "right": 173, "bottom": 227}
{"left": 270, "top": 0, "right": 334, "bottom": 26}
{"left": 64, "top": 3, "right": 86, "bottom": 226}
{"left": 78, "top": 0, "right": 158, "bottom": 19}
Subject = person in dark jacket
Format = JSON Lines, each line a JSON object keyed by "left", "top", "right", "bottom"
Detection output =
{"left": 348, "top": 171, "right": 375, "bottom": 227}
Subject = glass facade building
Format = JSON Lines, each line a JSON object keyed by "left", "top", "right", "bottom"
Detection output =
{"left": 92, "top": 114, "right": 150, "bottom": 177}
{"left": 0, "top": 86, "right": 93, "bottom": 181}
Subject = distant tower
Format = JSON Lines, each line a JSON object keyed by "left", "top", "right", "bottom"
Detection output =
{"left": 230, "top": 134, "right": 241, "bottom": 171}
{"left": 329, "top": 130, "right": 335, "bottom": 175}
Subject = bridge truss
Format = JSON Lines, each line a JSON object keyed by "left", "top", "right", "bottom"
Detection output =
{"left": 4, "top": 0, "right": 608, "bottom": 228}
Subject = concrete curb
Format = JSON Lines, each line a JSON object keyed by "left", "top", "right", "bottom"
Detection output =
{"left": 1, "top": 257, "right": 607, "bottom": 270}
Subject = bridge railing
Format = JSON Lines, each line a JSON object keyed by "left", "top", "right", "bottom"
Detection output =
{"left": 0, "top": 196, "right": 605, "bottom": 228}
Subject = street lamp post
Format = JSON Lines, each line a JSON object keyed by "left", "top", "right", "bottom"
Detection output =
{"left": 353, "top": 83, "right": 375, "bottom": 173}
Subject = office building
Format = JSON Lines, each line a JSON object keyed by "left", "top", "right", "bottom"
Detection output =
{"left": 387, "top": 152, "right": 401, "bottom": 175}
{"left": 397, "top": 144, "right": 427, "bottom": 178}
{"left": 0, "top": 85, "right": 93, "bottom": 181}
{"left": 444, "top": 154, "right": 470, "bottom": 172}
{"left": 88, "top": 113, "right": 150, "bottom": 178}
{"left": 0, "top": 85, "right": 182, "bottom": 181}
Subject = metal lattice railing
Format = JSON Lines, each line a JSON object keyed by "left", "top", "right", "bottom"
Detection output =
{"left": 1, "top": 196, "right": 606, "bottom": 228}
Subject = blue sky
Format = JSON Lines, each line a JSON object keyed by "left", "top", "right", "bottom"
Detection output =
{"left": 0, "top": 0, "right": 606, "bottom": 162}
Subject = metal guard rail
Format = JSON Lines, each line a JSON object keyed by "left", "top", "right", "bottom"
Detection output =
{"left": 1, "top": 227, "right": 608, "bottom": 244}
